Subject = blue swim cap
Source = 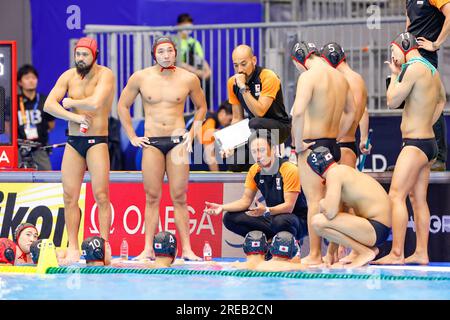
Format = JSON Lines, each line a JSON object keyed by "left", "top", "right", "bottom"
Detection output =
{"left": 321, "top": 42, "right": 346, "bottom": 68}
{"left": 154, "top": 231, "right": 177, "bottom": 261}
{"left": 81, "top": 236, "right": 105, "bottom": 263}
{"left": 243, "top": 231, "right": 269, "bottom": 255}
{"left": 291, "top": 41, "right": 319, "bottom": 69}
{"left": 391, "top": 32, "right": 418, "bottom": 57}
{"left": 269, "top": 231, "right": 298, "bottom": 259}
{"left": 30, "top": 239, "right": 43, "bottom": 264}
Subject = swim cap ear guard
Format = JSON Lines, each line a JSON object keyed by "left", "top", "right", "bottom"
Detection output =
{"left": 154, "top": 231, "right": 177, "bottom": 263}
{"left": 269, "top": 231, "right": 298, "bottom": 259}
{"left": 243, "top": 231, "right": 269, "bottom": 255}
{"left": 307, "top": 146, "right": 336, "bottom": 178}
{"left": 290, "top": 41, "right": 319, "bottom": 69}
{"left": 0, "top": 238, "right": 16, "bottom": 265}
{"left": 13, "top": 223, "right": 38, "bottom": 243}
{"left": 321, "top": 42, "right": 346, "bottom": 68}
{"left": 81, "top": 236, "right": 105, "bottom": 263}
{"left": 30, "top": 239, "right": 43, "bottom": 264}
{"left": 391, "top": 32, "right": 419, "bottom": 58}
{"left": 151, "top": 36, "right": 178, "bottom": 61}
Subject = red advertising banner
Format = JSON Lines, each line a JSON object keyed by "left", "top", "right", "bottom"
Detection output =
{"left": 0, "top": 147, "right": 18, "bottom": 169}
{"left": 84, "top": 183, "right": 223, "bottom": 258}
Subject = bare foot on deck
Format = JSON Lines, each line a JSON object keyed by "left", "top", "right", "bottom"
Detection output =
{"left": 330, "top": 261, "right": 346, "bottom": 269}
{"left": 339, "top": 250, "right": 358, "bottom": 264}
{"left": 301, "top": 255, "right": 323, "bottom": 266}
{"left": 59, "top": 248, "right": 80, "bottom": 265}
{"left": 132, "top": 248, "right": 155, "bottom": 261}
{"left": 405, "top": 252, "right": 429, "bottom": 265}
{"left": 172, "top": 258, "right": 185, "bottom": 266}
{"left": 370, "top": 251, "right": 404, "bottom": 265}
{"left": 345, "top": 248, "right": 376, "bottom": 268}
{"left": 182, "top": 250, "right": 202, "bottom": 261}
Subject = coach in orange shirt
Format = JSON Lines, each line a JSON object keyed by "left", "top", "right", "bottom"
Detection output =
{"left": 227, "top": 45, "right": 291, "bottom": 144}
{"left": 204, "top": 131, "right": 308, "bottom": 242}
{"left": 224, "top": 45, "right": 291, "bottom": 171}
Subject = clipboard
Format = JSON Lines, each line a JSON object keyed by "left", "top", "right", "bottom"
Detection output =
{"left": 213, "top": 118, "right": 252, "bottom": 150}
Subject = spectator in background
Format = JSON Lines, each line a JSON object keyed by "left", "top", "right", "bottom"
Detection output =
{"left": 17, "top": 64, "right": 55, "bottom": 170}
{"left": 406, "top": 0, "right": 450, "bottom": 171}
{"left": 175, "top": 13, "right": 212, "bottom": 103}
{"left": 186, "top": 101, "right": 233, "bottom": 171}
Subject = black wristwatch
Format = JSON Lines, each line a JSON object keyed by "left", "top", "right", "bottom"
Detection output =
{"left": 263, "top": 207, "right": 271, "bottom": 218}
{"left": 239, "top": 86, "right": 248, "bottom": 95}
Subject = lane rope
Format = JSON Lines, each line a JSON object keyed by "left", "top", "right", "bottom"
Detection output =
{"left": 43, "top": 267, "right": 450, "bottom": 281}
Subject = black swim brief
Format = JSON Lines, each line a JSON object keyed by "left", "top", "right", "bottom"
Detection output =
{"left": 67, "top": 136, "right": 108, "bottom": 159}
{"left": 304, "top": 138, "right": 341, "bottom": 162}
{"left": 402, "top": 138, "right": 438, "bottom": 162}
{"left": 368, "top": 219, "right": 390, "bottom": 247}
{"left": 338, "top": 141, "right": 358, "bottom": 156}
{"left": 146, "top": 136, "right": 184, "bottom": 156}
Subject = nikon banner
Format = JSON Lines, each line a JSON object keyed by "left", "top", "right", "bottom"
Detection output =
{"left": 0, "top": 183, "right": 86, "bottom": 247}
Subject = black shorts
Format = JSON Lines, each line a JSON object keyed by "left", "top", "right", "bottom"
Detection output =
{"left": 368, "top": 219, "right": 390, "bottom": 247}
{"left": 304, "top": 138, "right": 341, "bottom": 162}
{"left": 338, "top": 141, "right": 358, "bottom": 157}
{"left": 146, "top": 136, "right": 184, "bottom": 156}
{"left": 402, "top": 138, "right": 438, "bottom": 162}
{"left": 67, "top": 136, "right": 108, "bottom": 159}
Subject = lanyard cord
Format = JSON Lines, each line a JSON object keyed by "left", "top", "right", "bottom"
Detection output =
{"left": 19, "top": 93, "right": 40, "bottom": 127}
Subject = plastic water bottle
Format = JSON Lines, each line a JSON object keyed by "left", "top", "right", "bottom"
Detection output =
{"left": 203, "top": 241, "right": 212, "bottom": 261}
{"left": 120, "top": 238, "right": 129, "bottom": 260}
{"left": 79, "top": 123, "right": 89, "bottom": 134}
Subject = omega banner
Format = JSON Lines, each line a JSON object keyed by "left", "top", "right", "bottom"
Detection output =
{"left": 1, "top": 181, "right": 449, "bottom": 261}
{"left": 83, "top": 183, "right": 224, "bottom": 257}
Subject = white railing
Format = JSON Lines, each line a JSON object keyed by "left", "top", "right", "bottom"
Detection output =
{"left": 81, "top": 17, "right": 449, "bottom": 119}
{"left": 266, "top": 0, "right": 405, "bottom": 21}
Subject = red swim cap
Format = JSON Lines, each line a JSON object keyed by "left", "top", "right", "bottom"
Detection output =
{"left": 75, "top": 37, "right": 98, "bottom": 60}
{"left": 13, "top": 223, "right": 38, "bottom": 243}
{"left": 152, "top": 36, "right": 177, "bottom": 61}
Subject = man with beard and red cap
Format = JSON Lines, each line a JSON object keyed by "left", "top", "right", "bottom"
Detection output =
{"left": 44, "top": 37, "right": 115, "bottom": 265}
{"left": 118, "top": 36, "right": 207, "bottom": 261}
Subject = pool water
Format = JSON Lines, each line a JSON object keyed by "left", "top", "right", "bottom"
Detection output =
{"left": 1, "top": 260, "right": 449, "bottom": 300}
